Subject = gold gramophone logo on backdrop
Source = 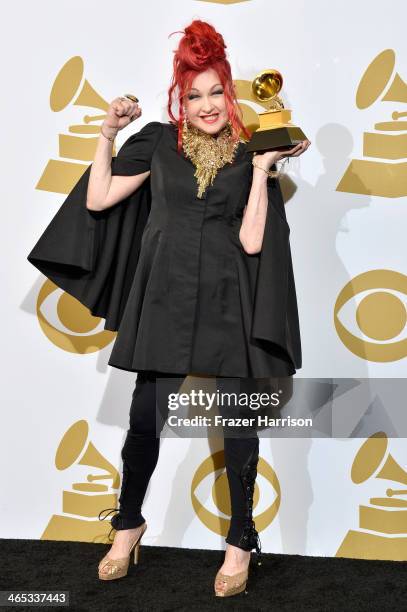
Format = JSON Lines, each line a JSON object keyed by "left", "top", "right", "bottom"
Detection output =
{"left": 191, "top": 450, "right": 280, "bottom": 536}
{"left": 334, "top": 269, "right": 407, "bottom": 362}
{"left": 36, "top": 56, "right": 115, "bottom": 195}
{"left": 337, "top": 49, "right": 407, "bottom": 198}
{"left": 336, "top": 432, "right": 407, "bottom": 561}
{"left": 36, "top": 279, "right": 115, "bottom": 354}
{"left": 42, "top": 420, "right": 120, "bottom": 543}
{"left": 35, "top": 57, "right": 116, "bottom": 351}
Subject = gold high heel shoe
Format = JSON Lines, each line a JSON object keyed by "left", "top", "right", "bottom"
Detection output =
{"left": 98, "top": 522, "right": 147, "bottom": 580}
{"left": 214, "top": 531, "right": 262, "bottom": 597}
{"left": 214, "top": 566, "right": 249, "bottom": 597}
{"left": 98, "top": 508, "right": 147, "bottom": 581}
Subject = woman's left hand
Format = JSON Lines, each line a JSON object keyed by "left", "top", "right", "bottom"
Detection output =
{"left": 254, "top": 139, "right": 311, "bottom": 171}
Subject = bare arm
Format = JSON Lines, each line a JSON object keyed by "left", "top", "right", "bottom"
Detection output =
{"left": 86, "top": 130, "right": 150, "bottom": 211}
{"left": 238, "top": 168, "right": 268, "bottom": 255}
{"left": 239, "top": 139, "right": 312, "bottom": 254}
{"left": 86, "top": 96, "right": 149, "bottom": 211}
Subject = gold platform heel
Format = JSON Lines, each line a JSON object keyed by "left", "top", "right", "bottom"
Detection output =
{"left": 97, "top": 507, "right": 147, "bottom": 581}
{"left": 214, "top": 567, "right": 249, "bottom": 597}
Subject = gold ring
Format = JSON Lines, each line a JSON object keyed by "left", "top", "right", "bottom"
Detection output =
{"left": 123, "top": 94, "right": 139, "bottom": 103}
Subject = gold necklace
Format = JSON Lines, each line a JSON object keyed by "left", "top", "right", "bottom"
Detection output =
{"left": 182, "top": 120, "right": 240, "bottom": 199}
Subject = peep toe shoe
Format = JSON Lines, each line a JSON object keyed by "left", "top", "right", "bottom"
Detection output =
{"left": 97, "top": 507, "right": 147, "bottom": 581}
{"left": 214, "top": 566, "right": 250, "bottom": 597}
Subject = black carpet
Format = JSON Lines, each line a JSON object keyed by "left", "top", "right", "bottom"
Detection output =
{"left": 1, "top": 539, "right": 406, "bottom": 611}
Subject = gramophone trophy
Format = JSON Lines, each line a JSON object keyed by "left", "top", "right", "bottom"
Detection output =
{"left": 246, "top": 68, "right": 308, "bottom": 152}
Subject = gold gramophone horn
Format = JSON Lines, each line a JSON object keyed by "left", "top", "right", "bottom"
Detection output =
{"left": 351, "top": 431, "right": 407, "bottom": 487}
{"left": 50, "top": 56, "right": 109, "bottom": 113}
{"left": 55, "top": 420, "right": 120, "bottom": 489}
{"left": 356, "top": 49, "right": 407, "bottom": 109}
{"left": 351, "top": 432, "right": 387, "bottom": 483}
{"left": 252, "top": 69, "right": 283, "bottom": 101}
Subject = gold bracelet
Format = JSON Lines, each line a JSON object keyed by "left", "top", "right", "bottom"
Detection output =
{"left": 252, "top": 155, "right": 289, "bottom": 178}
{"left": 100, "top": 126, "right": 118, "bottom": 142}
{"left": 252, "top": 160, "right": 279, "bottom": 178}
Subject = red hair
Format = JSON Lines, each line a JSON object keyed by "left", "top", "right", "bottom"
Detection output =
{"left": 167, "top": 19, "right": 251, "bottom": 154}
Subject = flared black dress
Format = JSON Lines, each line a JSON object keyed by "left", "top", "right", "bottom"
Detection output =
{"left": 27, "top": 121, "right": 302, "bottom": 378}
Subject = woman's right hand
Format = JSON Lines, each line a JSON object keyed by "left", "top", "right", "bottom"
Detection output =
{"left": 102, "top": 96, "right": 142, "bottom": 137}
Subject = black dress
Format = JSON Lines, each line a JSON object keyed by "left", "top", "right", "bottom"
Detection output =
{"left": 27, "top": 121, "right": 302, "bottom": 378}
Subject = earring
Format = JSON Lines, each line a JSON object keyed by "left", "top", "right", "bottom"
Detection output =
{"left": 182, "top": 105, "right": 188, "bottom": 126}
{"left": 225, "top": 118, "right": 233, "bottom": 136}
{"left": 182, "top": 105, "right": 189, "bottom": 139}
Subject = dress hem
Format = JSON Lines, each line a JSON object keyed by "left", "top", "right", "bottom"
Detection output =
{"left": 108, "top": 359, "right": 296, "bottom": 379}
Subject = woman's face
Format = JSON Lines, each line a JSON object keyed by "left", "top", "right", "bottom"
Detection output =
{"left": 183, "top": 68, "right": 229, "bottom": 135}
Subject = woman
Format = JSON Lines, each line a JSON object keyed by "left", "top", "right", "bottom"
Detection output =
{"left": 28, "top": 19, "right": 310, "bottom": 597}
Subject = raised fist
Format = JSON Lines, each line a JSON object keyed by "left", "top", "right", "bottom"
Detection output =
{"left": 103, "top": 96, "right": 142, "bottom": 135}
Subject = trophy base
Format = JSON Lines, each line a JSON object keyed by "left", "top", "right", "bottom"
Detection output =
{"left": 246, "top": 126, "right": 307, "bottom": 152}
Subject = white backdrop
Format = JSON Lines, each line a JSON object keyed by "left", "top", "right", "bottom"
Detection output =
{"left": 3, "top": 0, "right": 407, "bottom": 560}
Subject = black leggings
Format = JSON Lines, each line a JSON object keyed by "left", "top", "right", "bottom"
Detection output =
{"left": 99, "top": 371, "right": 261, "bottom": 556}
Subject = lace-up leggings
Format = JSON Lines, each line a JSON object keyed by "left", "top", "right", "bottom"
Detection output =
{"left": 105, "top": 371, "right": 261, "bottom": 553}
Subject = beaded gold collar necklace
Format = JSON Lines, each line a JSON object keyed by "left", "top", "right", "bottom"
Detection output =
{"left": 181, "top": 120, "right": 240, "bottom": 199}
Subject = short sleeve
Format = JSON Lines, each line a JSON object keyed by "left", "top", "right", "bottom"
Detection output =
{"left": 111, "top": 121, "right": 163, "bottom": 176}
